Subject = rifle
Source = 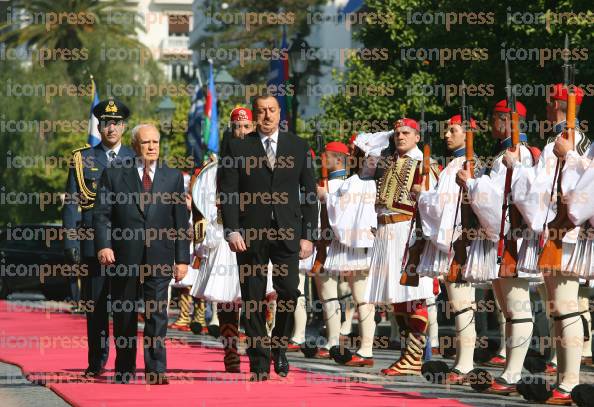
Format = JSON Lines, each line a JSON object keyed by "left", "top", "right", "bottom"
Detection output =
{"left": 537, "top": 36, "right": 577, "bottom": 273}
{"left": 497, "top": 58, "right": 522, "bottom": 277}
{"left": 400, "top": 108, "right": 430, "bottom": 287}
{"left": 311, "top": 122, "right": 330, "bottom": 273}
{"left": 446, "top": 81, "right": 475, "bottom": 283}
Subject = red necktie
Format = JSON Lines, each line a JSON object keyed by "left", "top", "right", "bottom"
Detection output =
{"left": 142, "top": 167, "right": 152, "bottom": 192}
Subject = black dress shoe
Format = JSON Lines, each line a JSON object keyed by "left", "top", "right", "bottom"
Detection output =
{"left": 113, "top": 371, "right": 135, "bottom": 384}
{"left": 272, "top": 350, "right": 289, "bottom": 377}
{"left": 249, "top": 372, "right": 270, "bottom": 382}
{"left": 83, "top": 367, "right": 106, "bottom": 378}
{"left": 145, "top": 372, "right": 169, "bottom": 385}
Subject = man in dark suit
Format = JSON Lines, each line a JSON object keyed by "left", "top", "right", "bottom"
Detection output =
{"left": 62, "top": 98, "right": 135, "bottom": 378}
{"left": 94, "top": 123, "right": 190, "bottom": 384}
{"left": 218, "top": 95, "right": 318, "bottom": 380}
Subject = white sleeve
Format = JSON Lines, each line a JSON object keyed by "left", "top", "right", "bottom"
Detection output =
{"left": 562, "top": 146, "right": 594, "bottom": 195}
{"left": 468, "top": 173, "right": 505, "bottom": 241}
{"left": 567, "top": 165, "right": 594, "bottom": 226}
{"left": 511, "top": 143, "right": 557, "bottom": 233}
{"left": 326, "top": 176, "right": 377, "bottom": 248}
{"left": 418, "top": 158, "right": 463, "bottom": 252}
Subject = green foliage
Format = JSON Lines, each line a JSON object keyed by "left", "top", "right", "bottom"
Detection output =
{"left": 0, "top": 0, "right": 167, "bottom": 225}
{"left": 321, "top": 0, "right": 594, "bottom": 158}
{"left": 0, "top": 0, "right": 149, "bottom": 82}
{"left": 196, "top": 0, "right": 325, "bottom": 84}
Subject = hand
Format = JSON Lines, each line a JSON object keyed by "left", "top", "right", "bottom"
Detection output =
{"left": 227, "top": 232, "right": 247, "bottom": 253}
{"left": 456, "top": 168, "right": 471, "bottom": 189}
{"left": 554, "top": 137, "right": 573, "bottom": 159}
{"left": 97, "top": 248, "right": 115, "bottom": 265}
{"left": 317, "top": 186, "right": 327, "bottom": 203}
{"left": 174, "top": 263, "right": 188, "bottom": 282}
{"left": 502, "top": 150, "right": 519, "bottom": 169}
{"left": 299, "top": 239, "right": 314, "bottom": 260}
{"left": 410, "top": 184, "right": 422, "bottom": 200}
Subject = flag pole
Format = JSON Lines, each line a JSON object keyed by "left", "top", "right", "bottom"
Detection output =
{"left": 89, "top": 74, "right": 94, "bottom": 101}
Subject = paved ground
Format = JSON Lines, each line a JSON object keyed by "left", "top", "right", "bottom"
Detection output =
{"left": 0, "top": 362, "right": 69, "bottom": 407}
{"left": 3, "top": 295, "right": 594, "bottom": 406}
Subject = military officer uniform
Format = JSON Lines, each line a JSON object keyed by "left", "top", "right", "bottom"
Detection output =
{"left": 62, "top": 98, "right": 134, "bottom": 376}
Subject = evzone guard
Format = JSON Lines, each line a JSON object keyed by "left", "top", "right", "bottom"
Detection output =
{"left": 364, "top": 118, "right": 440, "bottom": 376}
{"left": 316, "top": 136, "right": 380, "bottom": 366}
{"left": 415, "top": 112, "right": 482, "bottom": 384}
{"left": 456, "top": 96, "right": 543, "bottom": 394}
{"left": 309, "top": 141, "right": 357, "bottom": 360}
{"left": 563, "top": 148, "right": 594, "bottom": 404}
{"left": 505, "top": 80, "right": 591, "bottom": 404}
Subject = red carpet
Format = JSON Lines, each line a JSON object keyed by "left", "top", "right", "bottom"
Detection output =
{"left": 0, "top": 300, "right": 468, "bottom": 406}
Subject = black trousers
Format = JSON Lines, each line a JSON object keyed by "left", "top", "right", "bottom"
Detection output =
{"left": 81, "top": 258, "right": 109, "bottom": 371}
{"left": 236, "top": 235, "right": 299, "bottom": 373}
{"left": 110, "top": 270, "right": 169, "bottom": 375}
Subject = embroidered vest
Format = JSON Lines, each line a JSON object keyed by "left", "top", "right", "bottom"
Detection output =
{"left": 375, "top": 155, "right": 421, "bottom": 216}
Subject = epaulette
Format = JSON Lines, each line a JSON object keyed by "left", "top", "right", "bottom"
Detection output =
{"left": 72, "top": 145, "right": 95, "bottom": 210}
{"left": 72, "top": 144, "right": 91, "bottom": 154}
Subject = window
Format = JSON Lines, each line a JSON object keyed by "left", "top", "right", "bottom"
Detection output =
{"left": 168, "top": 14, "right": 190, "bottom": 37}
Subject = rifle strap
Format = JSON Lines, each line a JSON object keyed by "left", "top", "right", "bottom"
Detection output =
{"left": 581, "top": 310, "right": 591, "bottom": 342}
{"left": 452, "top": 306, "right": 474, "bottom": 318}
{"left": 451, "top": 306, "right": 475, "bottom": 333}
{"left": 553, "top": 311, "right": 590, "bottom": 342}
{"left": 321, "top": 297, "right": 339, "bottom": 303}
{"left": 505, "top": 318, "right": 533, "bottom": 324}
{"left": 338, "top": 293, "right": 353, "bottom": 301}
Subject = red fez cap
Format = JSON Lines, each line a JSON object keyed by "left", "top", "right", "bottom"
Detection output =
{"left": 448, "top": 114, "right": 477, "bottom": 129}
{"left": 394, "top": 118, "right": 420, "bottom": 132}
{"left": 325, "top": 141, "right": 350, "bottom": 155}
{"left": 549, "top": 83, "right": 584, "bottom": 105}
{"left": 348, "top": 133, "right": 357, "bottom": 144}
{"left": 493, "top": 99, "right": 527, "bottom": 117}
{"left": 230, "top": 107, "right": 253, "bottom": 122}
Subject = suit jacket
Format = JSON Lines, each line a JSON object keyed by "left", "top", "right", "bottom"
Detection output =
{"left": 62, "top": 144, "right": 135, "bottom": 258}
{"left": 93, "top": 159, "right": 190, "bottom": 270}
{"left": 218, "top": 130, "right": 318, "bottom": 253}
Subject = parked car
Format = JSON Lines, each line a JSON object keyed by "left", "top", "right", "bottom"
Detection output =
{"left": 0, "top": 224, "right": 73, "bottom": 300}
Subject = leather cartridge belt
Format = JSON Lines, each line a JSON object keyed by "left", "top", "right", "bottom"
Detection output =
{"left": 377, "top": 213, "right": 413, "bottom": 224}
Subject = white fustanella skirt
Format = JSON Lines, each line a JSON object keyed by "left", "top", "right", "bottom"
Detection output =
{"left": 364, "top": 221, "right": 434, "bottom": 304}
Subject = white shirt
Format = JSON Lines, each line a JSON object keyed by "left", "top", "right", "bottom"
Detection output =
{"left": 136, "top": 159, "right": 157, "bottom": 182}
{"left": 259, "top": 129, "right": 279, "bottom": 156}
{"left": 101, "top": 143, "right": 121, "bottom": 161}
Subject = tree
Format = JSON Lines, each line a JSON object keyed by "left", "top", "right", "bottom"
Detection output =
{"left": 0, "top": 0, "right": 166, "bottom": 225}
{"left": 321, "top": 0, "right": 594, "bottom": 157}
{"left": 0, "top": 0, "right": 148, "bottom": 82}
{"left": 195, "top": 0, "right": 324, "bottom": 85}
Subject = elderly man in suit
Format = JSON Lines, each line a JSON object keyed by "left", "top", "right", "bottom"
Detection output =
{"left": 218, "top": 94, "right": 318, "bottom": 381}
{"left": 94, "top": 123, "right": 190, "bottom": 384}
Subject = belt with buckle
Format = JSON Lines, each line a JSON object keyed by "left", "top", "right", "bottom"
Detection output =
{"left": 377, "top": 213, "right": 413, "bottom": 224}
